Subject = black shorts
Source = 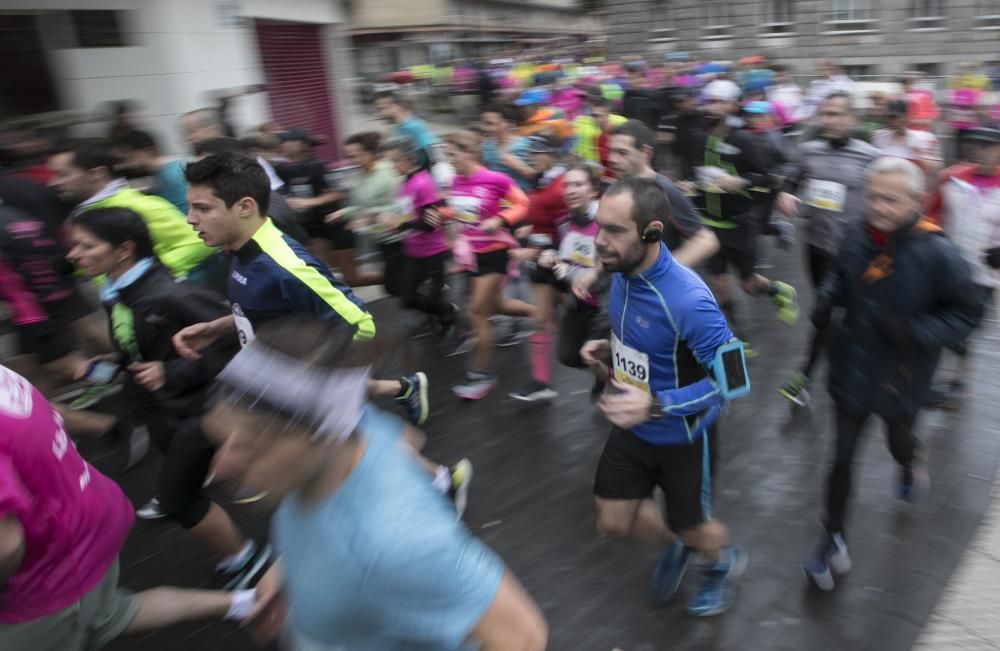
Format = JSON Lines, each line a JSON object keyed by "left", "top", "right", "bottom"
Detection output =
{"left": 15, "top": 295, "right": 88, "bottom": 363}
{"left": 16, "top": 319, "right": 75, "bottom": 363}
{"left": 300, "top": 211, "right": 355, "bottom": 251}
{"left": 326, "top": 218, "right": 356, "bottom": 251}
{"left": 594, "top": 426, "right": 717, "bottom": 534}
{"left": 529, "top": 260, "right": 570, "bottom": 290}
{"left": 46, "top": 293, "right": 91, "bottom": 323}
{"left": 471, "top": 248, "right": 509, "bottom": 277}
{"left": 708, "top": 226, "right": 756, "bottom": 281}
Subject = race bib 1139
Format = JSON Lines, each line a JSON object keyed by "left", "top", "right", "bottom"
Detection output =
{"left": 611, "top": 333, "right": 650, "bottom": 394}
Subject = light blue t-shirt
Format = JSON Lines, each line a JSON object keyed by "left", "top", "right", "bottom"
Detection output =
{"left": 395, "top": 117, "right": 439, "bottom": 150}
{"left": 481, "top": 138, "right": 533, "bottom": 192}
{"left": 272, "top": 406, "right": 504, "bottom": 651}
{"left": 155, "top": 159, "right": 189, "bottom": 214}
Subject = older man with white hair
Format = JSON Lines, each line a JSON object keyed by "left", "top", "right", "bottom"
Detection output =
{"left": 803, "top": 156, "right": 984, "bottom": 591}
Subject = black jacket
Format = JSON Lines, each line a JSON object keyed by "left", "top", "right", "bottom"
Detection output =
{"left": 820, "top": 217, "right": 983, "bottom": 421}
{"left": 107, "top": 263, "right": 238, "bottom": 416}
{"left": 692, "top": 123, "right": 768, "bottom": 227}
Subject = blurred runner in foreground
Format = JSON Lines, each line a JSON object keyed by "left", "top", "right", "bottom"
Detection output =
{"left": 205, "top": 317, "right": 548, "bottom": 650}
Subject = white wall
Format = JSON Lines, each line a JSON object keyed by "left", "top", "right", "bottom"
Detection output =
{"left": 5, "top": 0, "right": 347, "bottom": 155}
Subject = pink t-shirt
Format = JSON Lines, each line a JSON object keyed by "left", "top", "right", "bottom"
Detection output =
{"left": 400, "top": 170, "right": 449, "bottom": 259}
{"left": 447, "top": 167, "right": 519, "bottom": 254}
{"left": 0, "top": 366, "right": 134, "bottom": 624}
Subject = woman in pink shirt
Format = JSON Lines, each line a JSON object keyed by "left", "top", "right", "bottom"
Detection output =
{"left": 380, "top": 136, "right": 458, "bottom": 333}
{"left": 0, "top": 366, "right": 254, "bottom": 651}
{"left": 443, "top": 130, "right": 533, "bottom": 400}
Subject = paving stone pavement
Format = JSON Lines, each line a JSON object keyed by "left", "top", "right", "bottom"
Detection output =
{"left": 913, "top": 316, "right": 1000, "bottom": 651}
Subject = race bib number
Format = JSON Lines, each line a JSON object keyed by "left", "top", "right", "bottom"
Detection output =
{"left": 559, "top": 231, "right": 596, "bottom": 267}
{"left": 805, "top": 180, "right": 846, "bottom": 212}
{"left": 447, "top": 195, "right": 482, "bottom": 224}
{"left": 394, "top": 196, "right": 415, "bottom": 221}
{"left": 232, "top": 303, "right": 255, "bottom": 347}
{"left": 611, "top": 333, "right": 650, "bottom": 394}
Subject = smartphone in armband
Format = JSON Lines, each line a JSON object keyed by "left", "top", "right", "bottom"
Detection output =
{"left": 85, "top": 360, "right": 120, "bottom": 385}
{"left": 712, "top": 340, "right": 750, "bottom": 399}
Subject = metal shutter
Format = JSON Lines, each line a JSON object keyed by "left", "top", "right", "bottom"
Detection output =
{"left": 254, "top": 19, "right": 339, "bottom": 161}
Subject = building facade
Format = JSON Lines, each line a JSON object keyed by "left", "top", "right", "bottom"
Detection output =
{"left": 347, "top": 0, "right": 604, "bottom": 77}
{"left": 0, "top": 0, "right": 356, "bottom": 159}
{"left": 608, "top": 0, "right": 1000, "bottom": 77}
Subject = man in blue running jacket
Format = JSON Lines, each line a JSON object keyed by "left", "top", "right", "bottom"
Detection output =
{"left": 580, "top": 176, "right": 748, "bottom": 617}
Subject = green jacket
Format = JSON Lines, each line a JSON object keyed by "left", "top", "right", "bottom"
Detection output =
{"left": 572, "top": 113, "right": 626, "bottom": 163}
{"left": 87, "top": 187, "right": 215, "bottom": 278}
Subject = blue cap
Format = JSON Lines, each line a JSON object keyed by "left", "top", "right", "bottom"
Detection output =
{"left": 514, "top": 88, "right": 551, "bottom": 106}
{"left": 743, "top": 100, "right": 773, "bottom": 115}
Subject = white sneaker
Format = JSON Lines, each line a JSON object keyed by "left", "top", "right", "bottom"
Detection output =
{"left": 137, "top": 497, "right": 166, "bottom": 520}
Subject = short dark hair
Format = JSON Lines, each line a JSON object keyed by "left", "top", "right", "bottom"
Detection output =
{"left": 611, "top": 120, "right": 655, "bottom": 152}
{"left": 771, "top": 64, "right": 788, "bottom": 74}
{"left": 194, "top": 137, "right": 247, "bottom": 157}
{"left": 72, "top": 207, "right": 155, "bottom": 260}
{"left": 481, "top": 103, "right": 520, "bottom": 124}
{"left": 56, "top": 138, "right": 118, "bottom": 173}
{"left": 113, "top": 129, "right": 158, "bottom": 153}
{"left": 374, "top": 90, "right": 411, "bottom": 111}
{"left": 184, "top": 152, "right": 270, "bottom": 211}
{"left": 823, "top": 90, "right": 854, "bottom": 111}
{"left": 380, "top": 136, "right": 421, "bottom": 164}
{"left": 343, "top": 131, "right": 382, "bottom": 154}
{"left": 603, "top": 176, "right": 671, "bottom": 234}
{"left": 587, "top": 94, "right": 611, "bottom": 109}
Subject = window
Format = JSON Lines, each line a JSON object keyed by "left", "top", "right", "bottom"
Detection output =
{"left": 975, "top": 0, "right": 1000, "bottom": 28}
{"left": 909, "top": 0, "right": 945, "bottom": 28}
{"left": 829, "top": 0, "right": 872, "bottom": 21}
{"left": 702, "top": 0, "right": 733, "bottom": 38}
{"left": 761, "top": 0, "right": 795, "bottom": 34}
{"left": 911, "top": 0, "right": 942, "bottom": 16}
{"left": 825, "top": 0, "right": 876, "bottom": 31}
{"left": 843, "top": 64, "right": 874, "bottom": 79}
{"left": 764, "top": 0, "right": 793, "bottom": 23}
{"left": 70, "top": 10, "right": 127, "bottom": 48}
{"left": 648, "top": 1, "right": 676, "bottom": 41}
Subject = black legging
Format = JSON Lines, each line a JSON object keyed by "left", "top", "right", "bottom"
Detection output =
{"left": 142, "top": 411, "right": 214, "bottom": 529}
{"left": 400, "top": 252, "right": 450, "bottom": 318}
{"left": 824, "top": 407, "right": 918, "bottom": 535}
{"left": 381, "top": 240, "right": 404, "bottom": 298}
{"left": 802, "top": 244, "right": 836, "bottom": 378}
{"left": 558, "top": 302, "right": 598, "bottom": 368}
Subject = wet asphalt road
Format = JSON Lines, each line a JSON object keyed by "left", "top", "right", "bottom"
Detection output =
{"left": 95, "top": 240, "right": 1000, "bottom": 651}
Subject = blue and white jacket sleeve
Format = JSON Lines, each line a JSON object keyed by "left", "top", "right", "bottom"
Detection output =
{"left": 655, "top": 293, "right": 735, "bottom": 416}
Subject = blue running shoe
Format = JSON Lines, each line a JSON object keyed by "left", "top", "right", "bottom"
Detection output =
{"left": 652, "top": 540, "right": 692, "bottom": 603}
{"left": 397, "top": 372, "right": 429, "bottom": 426}
{"left": 898, "top": 457, "right": 929, "bottom": 503}
{"left": 687, "top": 546, "right": 748, "bottom": 617}
{"left": 802, "top": 531, "right": 851, "bottom": 592}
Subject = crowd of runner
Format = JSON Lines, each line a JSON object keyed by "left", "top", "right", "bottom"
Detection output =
{"left": 1, "top": 49, "right": 998, "bottom": 650}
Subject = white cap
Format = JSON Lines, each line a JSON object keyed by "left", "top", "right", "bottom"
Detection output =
{"left": 703, "top": 79, "right": 741, "bottom": 102}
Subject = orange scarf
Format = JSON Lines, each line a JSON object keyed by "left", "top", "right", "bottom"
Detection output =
{"left": 862, "top": 218, "right": 942, "bottom": 284}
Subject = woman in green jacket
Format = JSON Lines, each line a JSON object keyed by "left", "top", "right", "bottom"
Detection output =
{"left": 325, "top": 132, "right": 402, "bottom": 292}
